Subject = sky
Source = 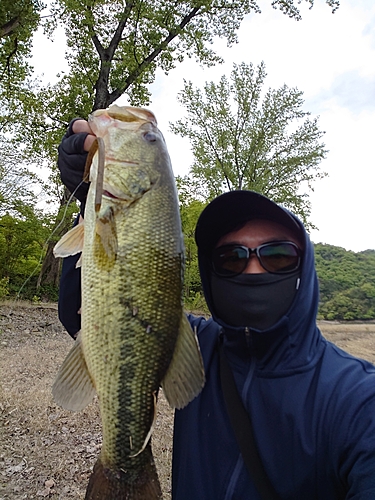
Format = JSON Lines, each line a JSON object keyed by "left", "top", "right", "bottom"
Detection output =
{"left": 32, "top": 0, "right": 375, "bottom": 252}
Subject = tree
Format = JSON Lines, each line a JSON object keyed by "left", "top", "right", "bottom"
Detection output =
{"left": 42, "top": 0, "right": 339, "bottom": 113}
{"left": 0, "top": 0, "right": 42, "bottom": 40}
{"left": 0, "top": 0, "right": 43, "bottom": 128}
{"left": 0, "top": 132, "right": 79, "bottom": 293}
{"left": 0, "top": 135, "right": 42, "bottom": 215}
{"left": 35, "top": 188, "right": 79, "bottom": 290}
{"left": 176, "top": 176, "right": 207, "bottom": 310}
{"left": 0, "top": 0, "right": 43, "bottom": 74}
{"left": 170, "top": 61, "right": 327, "bottom": 226}
{"left": 0, "top": 207, "right": 52, "bottom": 299}
{"left": 23, "top": 0, "right": 340, "bottom": 171}
{"left": 14, "top": 0, "right": 339, "bottom": 289}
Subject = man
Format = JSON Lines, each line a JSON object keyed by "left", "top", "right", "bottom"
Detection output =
{"left": 58, "top": 119, "right": 375, "bottom": 499}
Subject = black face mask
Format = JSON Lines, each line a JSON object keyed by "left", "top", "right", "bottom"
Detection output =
{"left": 210, "top": 270, "right": 301, "bottom": 330}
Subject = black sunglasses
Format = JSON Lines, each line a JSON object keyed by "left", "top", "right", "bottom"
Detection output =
{"left": 212, "top": 241, "right": 301, "bottom": 277}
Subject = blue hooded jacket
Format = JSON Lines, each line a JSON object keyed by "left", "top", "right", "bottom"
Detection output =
{"left": 173, "top": 203, "right": 375, "bottom": 499}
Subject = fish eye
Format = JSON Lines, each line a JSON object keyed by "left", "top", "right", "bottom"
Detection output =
{"left": 143, "top": 132, "right": 158, "bottom": 142}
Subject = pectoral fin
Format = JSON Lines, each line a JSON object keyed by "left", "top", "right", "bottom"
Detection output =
{"left": 52, "top": 332, "right": 96, "bottom": 411}
{"left": 94, "top": 207, "right": 117, "bottom": 267}
{"left": 53, "top": 223, "right": 84, "bottom": 258}
{"left": 162, "top": 314, "right": 205, "bottom": 409}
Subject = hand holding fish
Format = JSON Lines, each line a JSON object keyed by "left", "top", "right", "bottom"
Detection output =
{"left": 57, "top": 119, "right": 96, "bottom": 207}
{"left": 71, "top": 119, "right": 96, "bottom": 152}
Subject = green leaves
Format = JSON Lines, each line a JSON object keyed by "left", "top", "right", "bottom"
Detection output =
{"left": 271, "top": 0, "right": 339, "bottom": 20}
{"left": 0, "top": 209, "right": 50, "bottom": 296}
{"left": 170, "top": 61, "right": 327, "bottom": 227}
{"left": 177, "top": 176, "right": 207, "bottom": 306}
{"left": 0, "top": 0, "right": 43, "bottom": 99}
{"left": 0, "top": 135, "right": 43, "bottom": 215}
{"left": 315, "top": 244, "right": 375, "bottom": 321}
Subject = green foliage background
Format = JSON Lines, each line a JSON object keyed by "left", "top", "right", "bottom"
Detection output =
{"left": 315, "top": 244, "right": 375, "bottom": 321}
{"left": 0, "top": 209, "right": 51, "bottom": 299}
{"left": 0, "top": 203, "right": 79, "bottom": 301}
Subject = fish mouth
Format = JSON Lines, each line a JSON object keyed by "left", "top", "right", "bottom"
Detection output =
{"left": 102, "top": 189, "right": 120, "bottom": 200}
{"left": 102, "top": 188, "right": 130, "bottom": 202}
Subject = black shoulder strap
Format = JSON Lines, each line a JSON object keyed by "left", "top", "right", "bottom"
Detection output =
{"left": 219, "top": 341, "right": 279, "bottom": 499}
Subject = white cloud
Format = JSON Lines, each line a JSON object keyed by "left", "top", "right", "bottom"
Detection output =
{"left": 310, "top": 71, "right": 375, "bottom": 114}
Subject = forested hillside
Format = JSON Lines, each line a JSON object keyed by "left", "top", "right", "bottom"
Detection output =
{"left": 314, "top": 244, "right": 375, "bottom": 321}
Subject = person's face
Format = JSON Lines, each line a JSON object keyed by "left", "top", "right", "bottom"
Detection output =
{"left": 216, "top": 219, "right": 302, "bottom": 274}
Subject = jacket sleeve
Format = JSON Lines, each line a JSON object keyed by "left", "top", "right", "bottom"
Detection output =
{"left": 58, "top": 118, "right": 90, "bottom": 213}
{"left": 186, "top": 313, "right": 210, "bottom": 335}
{"left": 57, "top": 215, "right": 82, "bottom": 339}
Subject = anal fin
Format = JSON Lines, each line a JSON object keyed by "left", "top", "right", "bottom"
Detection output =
{"left": 162, "top": 314, "right": 205, "bottom": 409}
{"left": 52, "top": 332, "right": 96, "bottom": 411}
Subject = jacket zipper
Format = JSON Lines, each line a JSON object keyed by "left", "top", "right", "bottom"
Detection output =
{"left": 245, "top": 326, "right": 251, "bottom": 349}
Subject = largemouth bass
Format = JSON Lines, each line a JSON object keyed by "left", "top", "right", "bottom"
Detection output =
{"left": 53, "top": 105, "right": 205, "bottom": 499}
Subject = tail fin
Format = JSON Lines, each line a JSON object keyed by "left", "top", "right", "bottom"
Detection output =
{"left": 85, "top": 456, "right": 162, "bottom": 500}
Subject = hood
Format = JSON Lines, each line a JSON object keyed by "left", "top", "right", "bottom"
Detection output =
{"left": 195, "top": 191, "right": 322, "bottom": 373}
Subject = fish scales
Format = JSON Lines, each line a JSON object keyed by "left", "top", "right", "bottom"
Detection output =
{"left": 52, "top": 105, "right": 205, "bottom": 499}
{"left": 83, "top": 158, "right": 182, "bottom": 461}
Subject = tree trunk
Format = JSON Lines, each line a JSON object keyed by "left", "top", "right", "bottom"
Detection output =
{"left": 37, "top": 188, "right": 77, "bottom": 289}
{"left": 36, "top": 241, "right": 62, "bottom": 288}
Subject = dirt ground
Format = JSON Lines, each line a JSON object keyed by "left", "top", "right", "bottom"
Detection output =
{"left": 1, "top": 302, "right": 375, "bottom": 499}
